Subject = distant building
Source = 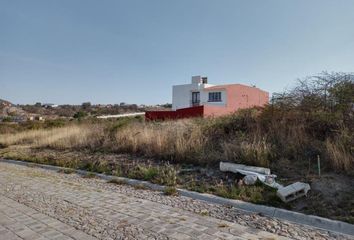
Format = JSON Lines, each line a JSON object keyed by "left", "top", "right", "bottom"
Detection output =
{"left": 42, "top": 103, "right": 58, "bottom": 108}
{"left": 146, "top": 76, "right": 269, "bottom": 120}
{"left": 35, "top": 116, "right": 45, "bottom": 121}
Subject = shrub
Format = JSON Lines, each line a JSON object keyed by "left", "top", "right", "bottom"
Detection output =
{"left": 164, "top": 186, "right": 178, "bottom": 196}
{"left": 155, "top": 163, "right": 177, "bottom": 186}
{"left": 127, "top": 165, "right": 158, "bottom": 181}
{"left": 2, "top": 116, "right": 13, "bottom": 122}
{"left": 73, "top": 111, "right": 88, "bottom": 119}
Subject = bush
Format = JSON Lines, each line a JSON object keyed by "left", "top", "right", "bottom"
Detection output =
{"left": 2, "top": 116, "right": 13, "bottom": 122}
{"left": 164, "top": 186, "right": 178, "bottom": 196}
{"left": 73, "top": 111, "right": 88, "bottom": 119}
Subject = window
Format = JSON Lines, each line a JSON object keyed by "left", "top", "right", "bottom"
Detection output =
{"left": 208, "top": 92, "right": 222, "bottom": 102}
{"left": 191, "top": 92, "right": 200, "bottom": 105}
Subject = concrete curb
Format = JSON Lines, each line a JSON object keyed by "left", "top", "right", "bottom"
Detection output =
{"left": 1, "top": 158, "right": 353, "bottom": 237}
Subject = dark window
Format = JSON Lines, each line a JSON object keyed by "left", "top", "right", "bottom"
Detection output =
{"left": 191, "top": 92, "right": 200, "bottom": 105}
{"left": 208, "top": 92, "right": 222, "bottom": 102}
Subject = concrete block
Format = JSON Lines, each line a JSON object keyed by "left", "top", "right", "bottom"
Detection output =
{"left": 277, "top": 182, "right": 310, "bottom": 203}
{"left": 219, "top": 162, "right": 271, "bottom": 175}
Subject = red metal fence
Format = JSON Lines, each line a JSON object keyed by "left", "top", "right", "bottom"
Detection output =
{"left": 145, "top": 106, "right": 204, "bottom": 121}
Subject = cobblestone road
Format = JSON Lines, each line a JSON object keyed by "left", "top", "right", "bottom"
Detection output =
{"left": 0, "top": 196, "right": 96, "bottom": 240}
{"left": 0, "top": 161, "right": 348, "bottom": 240}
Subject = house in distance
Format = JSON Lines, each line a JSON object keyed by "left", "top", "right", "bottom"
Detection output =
{"left": 145, "top": 76, "right": 269, "bottom": 120}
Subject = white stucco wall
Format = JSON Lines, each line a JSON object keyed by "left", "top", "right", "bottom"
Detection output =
{"left": 172, "top": 83, "right": 226, "bottom": 110}
{"left": 172, "top": 84, "right": 195, "bottom": 110}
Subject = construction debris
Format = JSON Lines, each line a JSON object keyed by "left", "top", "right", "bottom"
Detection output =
{"left": 243, "top": 175, "right": 257, "bottom": 185}
{"left": 220, "top": 162, "right": 311, "bottom": 202}
{"left": 220, "top": 162, "right": 271, "bottom": 175}
{"left": 276, "top": 182, "right": 311, "bottom": 203}
{"left": 220, "top": 162, "right": 282, "bottom": 189}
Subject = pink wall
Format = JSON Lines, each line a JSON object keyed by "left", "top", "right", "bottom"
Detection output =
{"left": 204, "top": 84, "right": 269, "bottom": 117}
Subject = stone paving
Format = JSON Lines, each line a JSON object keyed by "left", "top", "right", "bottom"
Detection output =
{"left": 0, "top": 161, "right": 350, "bottom": 240}
{"left": 0, "top": 196, "right": 96, "bottom": 240}
{"left": 0, "top": 162, "right": 288, "bottom": 240}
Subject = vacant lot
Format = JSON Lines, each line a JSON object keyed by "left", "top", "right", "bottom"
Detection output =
{"left": 0, "top": 72, "right": 353, "bottom": 223}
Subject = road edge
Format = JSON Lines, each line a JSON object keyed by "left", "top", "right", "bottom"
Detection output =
{"left": 1, "top": 158, "right": 353, "bottom": 237}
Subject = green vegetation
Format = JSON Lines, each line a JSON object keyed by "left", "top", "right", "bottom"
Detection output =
{"left": 73, "top": 111, "right": 88, "bottom": 119}
{"left": 164, "top": 186, "right": 178, "bottom": 196}
{"left": 1, "top": 116, "right": 13, "bottom": 122}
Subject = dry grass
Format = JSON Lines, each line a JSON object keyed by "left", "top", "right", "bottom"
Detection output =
{"left": 326, "top": 138, "right": 353, "bottom": 172}
{"left": 0, "top": 124, "right": 104, "bottom": 149}
{"left": 222, "top": 137, "right": 272, "bottom": 167}
{"left": 1, "top": 109, "right": 352, "bottom": 173}
{"left": 113, "top": 120, "right": 206, "bottom": 162}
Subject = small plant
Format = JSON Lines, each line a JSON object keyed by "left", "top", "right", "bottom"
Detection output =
{"left": 156, "top": 163, "right": 177, "bottom": 186}
{"left": 199, "top": 209, "right": 209, "bottom": 216}
{"left": 112, "top": 167, "right": 122, "bottom": 177}
{"left": 164, "top": 186, "right": 178, "bottom": 196}
{"left": 143, "top": 167, "right": 159, "bottom": 181}
{"left": 58, "top": 168, "right": 75, "bottom": 174}
{"left": 108, "top": 178, "right": 126, "bottom": 185}
{"left": 133, "top": 184, "right": 148, "bottom": 190}
{"left": 82, "top": 172, "right": 96, "bottom": 178}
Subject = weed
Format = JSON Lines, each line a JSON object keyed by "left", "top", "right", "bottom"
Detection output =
{"left": 156, "top": 163, "right": 177, "bottom": 186}
{"left": 133, "top": 184, "right": 148, "bottom": 190}
{"left": 108, "top": 178, "right": 126, "bottom": 185}
{"left": 164, "top": 186, "right": 178, "bottom": 196}
{"left": 82, "top": 172, "right": 96, "bottom": 178}
{"left": 199, "top": 209, "right": 209, "bottom": 216}
{"left": 112, "top": 167, "right": 122, "bottom": 177}
{"left": 58, "top": 168, "right": 75, "bottom": 174}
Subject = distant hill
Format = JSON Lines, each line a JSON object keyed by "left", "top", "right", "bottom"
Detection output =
{"left": 0, "top": 99, "right": 12, "bottom": 108}
{"left": 0, "top": 99, "right": 27, "bottom": 117}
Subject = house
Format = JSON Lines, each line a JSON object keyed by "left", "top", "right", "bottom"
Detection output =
{"left": 146, "top": 76, "right": 269, "bottom": 120}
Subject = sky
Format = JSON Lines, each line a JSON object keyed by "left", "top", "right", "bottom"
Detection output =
{"left": 1, "top": 0, "right": 354, "bottom": 105}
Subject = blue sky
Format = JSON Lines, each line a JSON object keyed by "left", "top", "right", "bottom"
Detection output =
{"left": 1, "top": 0, "right": 354, "bottom": 105}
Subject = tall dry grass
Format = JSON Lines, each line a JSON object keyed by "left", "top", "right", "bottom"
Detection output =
{"left": 1, "top": 108, "right": 352, "bottom": 173}
{"left": 222, "top": 136, "right": 272, "bottom": 167}
{"left": 325, "top": 127, "right": 354, "bottom": 172}
{"left": 0, "top": 125, "right": 104, "bottom": 150}
{"left": 113, "top": 120, "right": 207, "bottom": 162}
